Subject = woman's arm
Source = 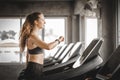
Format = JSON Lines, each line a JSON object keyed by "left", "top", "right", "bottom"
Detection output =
{"left": 30, "top": 34, "right": 64, "bottom": 50}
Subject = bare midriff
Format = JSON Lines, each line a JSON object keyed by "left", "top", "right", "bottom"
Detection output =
{"left": 28, "top": 53, "right": 44, "bottom": 65}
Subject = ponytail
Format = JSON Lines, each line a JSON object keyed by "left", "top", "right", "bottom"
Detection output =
{"left": 19, "top": 20, "right": 31, "bottom": 53}
{"left": 19, "top": 12, "right": 42, "bottom": 53}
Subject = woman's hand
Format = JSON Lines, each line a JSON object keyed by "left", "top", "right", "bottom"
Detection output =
{"left": 58, "top": 36, "right": 64, "bottom": 42}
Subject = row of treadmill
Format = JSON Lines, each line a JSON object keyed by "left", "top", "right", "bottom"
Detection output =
{"left": 0, "top": 38, "right": 119, "bottom": 80}
{"left": 42, "top": 38, "right": 120, "bottom": 80}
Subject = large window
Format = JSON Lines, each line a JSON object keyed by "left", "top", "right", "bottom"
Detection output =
{"left": 0, "top": 17, "right": 66, "bottom": 63}
{"left": 44, "top": 18, "right": 65, "bottom": 58}
{"left": 85, "top": 17, "right": 98, "bottom": 47}
{"left": 118, "top": 0, "right": 120, "bottom": 45}
{"left": 0, "top": 18, "right": 20, "bottom": 63}
{"left": 44, "top": 18, "right": 65, "bottom": 42}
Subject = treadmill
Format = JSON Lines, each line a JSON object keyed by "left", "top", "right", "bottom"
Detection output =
{"left": 43, "top": 38, "right": 104, "bottom": 80}
{"left": 96, "top": 45, "right": 120, "bottom": 80}
{"left": 44, "top": 42, "right": 82, "bottom": 74}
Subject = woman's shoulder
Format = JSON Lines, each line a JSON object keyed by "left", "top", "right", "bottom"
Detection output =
{"left": 29, "top": 33, "right": 37, "bottom": 39}
{"left": 29, "top": 33, "right": 41, "bottom": 42}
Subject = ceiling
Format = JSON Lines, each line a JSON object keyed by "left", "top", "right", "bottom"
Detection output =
{"left": 0, "top": 0, "right": 74, "bottom": 2}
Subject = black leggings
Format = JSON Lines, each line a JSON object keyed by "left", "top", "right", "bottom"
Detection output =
{"left": 18, "top": 62, "right": 43, "bottom": 80}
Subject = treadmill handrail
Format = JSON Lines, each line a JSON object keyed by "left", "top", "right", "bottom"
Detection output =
{"left": 62, "top": 42, "right": 82, "bottom": 63}
{"left": 54, "top": 44, "right": 67, "bottom": 59}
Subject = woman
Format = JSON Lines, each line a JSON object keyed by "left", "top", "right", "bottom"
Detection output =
{"left": 18, "top": 12, "right": 64, "bottom": 80}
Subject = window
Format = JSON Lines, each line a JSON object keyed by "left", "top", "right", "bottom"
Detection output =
{"left": 44, "top": 18, "right": 65, "bottom": 58}
{"left": 85, "top": 17, "right": 98, "bottom": 47}
{"left": 0, "top": 18, "right": 20, "bottom": 63}
{"left": 118, "top": 29, "right": 120, "bottom": 45}
{"left": 0, "top": 17, "right": 66, "bottom": 63}
{"left": 118, "top": 0, "right": 120, "bottom": 45}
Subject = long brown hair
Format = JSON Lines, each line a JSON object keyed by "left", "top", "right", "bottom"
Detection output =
{"left": 19, "top": 12, "right": 42, "bottom": 53}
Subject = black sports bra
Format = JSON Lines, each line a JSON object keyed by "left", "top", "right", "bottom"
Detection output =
{"left": 28, "top": 47, "right": 43, "bottom": 54}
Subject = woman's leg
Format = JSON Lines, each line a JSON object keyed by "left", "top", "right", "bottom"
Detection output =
{"left": 24, "top": 62, "right": 43, "bottom": 80}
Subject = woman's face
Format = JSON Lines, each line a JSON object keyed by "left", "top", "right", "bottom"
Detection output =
{"left": 35, "top": 14, "right": 46, "bottom": 29}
